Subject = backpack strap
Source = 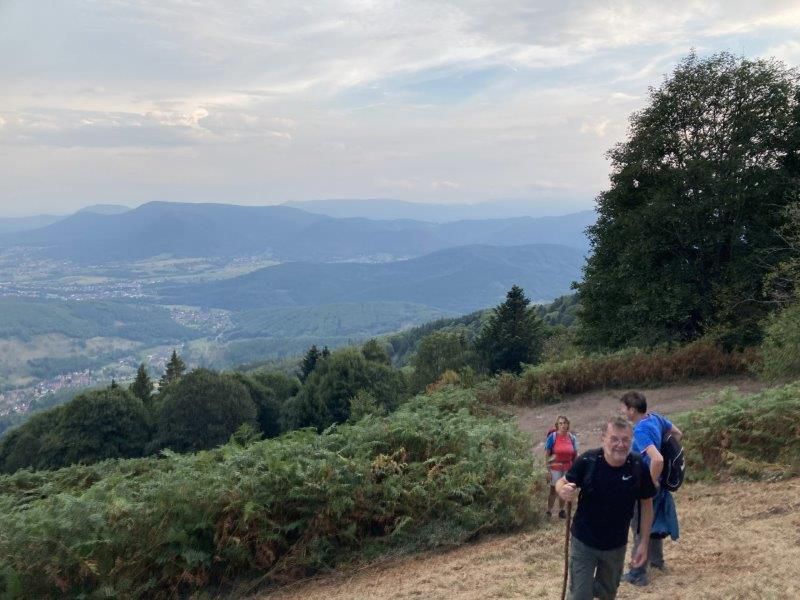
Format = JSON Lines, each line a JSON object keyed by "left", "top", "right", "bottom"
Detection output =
{"left": 580, "top": 449, "right": 603, "bottom": 495}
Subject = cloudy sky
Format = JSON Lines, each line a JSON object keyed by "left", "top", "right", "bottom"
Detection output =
{"left": 1, "top": 1, "right": 799, "bottom": 217}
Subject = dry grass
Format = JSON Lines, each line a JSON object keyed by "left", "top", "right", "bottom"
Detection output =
{"left": 254, "top": 376, "right": 794, "bottom": 600}
{"left": 255, "top": 477, "right": 800, "bottom": 600}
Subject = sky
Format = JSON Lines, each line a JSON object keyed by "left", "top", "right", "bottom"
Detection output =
{"left": 1, "top": 1, "right": 799, "bottom": 217}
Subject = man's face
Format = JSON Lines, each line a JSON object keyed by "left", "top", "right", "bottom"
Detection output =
{"left": 601, "top": 424, "right": 633, "bottom": 466}
{"left": 619, "top": 403, "right": 637, "bottom": 421}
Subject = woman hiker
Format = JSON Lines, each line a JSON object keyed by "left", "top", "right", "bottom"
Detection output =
{"left": 545, "top": 415, "right": 578, "bottom": 518}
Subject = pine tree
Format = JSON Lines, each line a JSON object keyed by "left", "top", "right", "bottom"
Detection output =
{"left": 110, "top": 379, "right": 118, "bottom": 389}
{"left": 299, "top": 345, "right": 321, "bottom": 382}
{"left": 129, "top": 363, "right": 154, "bottom": 403}
{"left": 476, "top": 285, "right": 545, "bottom": 374}
{"left": 159, "top": 350, "right": 186, "bottom": 389}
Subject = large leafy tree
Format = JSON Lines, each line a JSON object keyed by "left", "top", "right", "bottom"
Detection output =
{"left": 0, "top": 388, "right": 150, "bottom": 473}
{"left": 411, "top": 329, "right": 478, "bottom": 390}
{"left": 154, "top": 369, "right": 257, "bottom": 452}
{"left": 282, "top": 348, "right": 408, "bottom": 431}
{"left": 577, "top": 52, "right": 800, "bottom": 349}
{"left": 476, "top": 285, "right": 545, "bottom": 373}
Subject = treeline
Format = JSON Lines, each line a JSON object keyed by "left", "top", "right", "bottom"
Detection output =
{"left": 0, "top": 283, "right": 559, "bottom": 473}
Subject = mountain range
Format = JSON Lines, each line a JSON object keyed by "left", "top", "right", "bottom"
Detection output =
{"left": 0, "top": 201, "right": 594, "bottom": 263}
{"left": 159, "top": 243, "right": 585, "bottom": 313}
{"left": 283, "top": 198, "right": 592, "bottom": 222}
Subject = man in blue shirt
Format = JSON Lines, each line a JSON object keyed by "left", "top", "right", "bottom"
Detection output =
{"left": 619, "top": 391, "right": 683, "bottom": 586}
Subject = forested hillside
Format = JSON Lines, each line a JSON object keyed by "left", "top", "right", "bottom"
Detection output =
{"left": 160, "top": 244, "right": 584, "bottom": 312}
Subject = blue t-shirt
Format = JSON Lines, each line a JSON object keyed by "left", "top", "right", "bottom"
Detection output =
{"left": 633, "top": 413, "right": 673, "bottom": 467}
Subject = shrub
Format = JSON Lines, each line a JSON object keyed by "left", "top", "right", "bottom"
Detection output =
{"left": 675, "top": 383, "right": 800, "bottom": 481}
{"left": 515, "top": 341, "right": 757, "bottom": 405}
{"left": 759, "top": 301, "right": 800, "bottom": 380}
{"left": 0, "top": 388, "right": 540, "bottom": 598}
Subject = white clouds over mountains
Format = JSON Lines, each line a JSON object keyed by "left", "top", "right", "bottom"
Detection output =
{"left": 1, "top": 0, "right": 798, "bottom": 214}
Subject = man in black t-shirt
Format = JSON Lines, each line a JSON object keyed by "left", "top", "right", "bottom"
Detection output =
{"left": 556, "top": 417, "right": 656, "bottom": 600}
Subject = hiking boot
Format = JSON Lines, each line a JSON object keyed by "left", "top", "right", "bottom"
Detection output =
{"left": 558, "top": 509, "right": 567, "bottom": 519}
{"left": 622, "top": 571, "right": 649, "bottom": 586}
{"left": 545, "top": 510, "right": 552, "bottom": 518}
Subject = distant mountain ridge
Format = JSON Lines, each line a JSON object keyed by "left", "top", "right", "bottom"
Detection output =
{"left": 284, "top": 198, "right": 593, "bottom": 222}
{"left": 0, "top": 201, "right": 594, "bottom": 263}
{"left": 159, "top": 243, "right": 585, "bottom": 313}
{"left": 0, "top": 214, "right": 63, "bottom": 234}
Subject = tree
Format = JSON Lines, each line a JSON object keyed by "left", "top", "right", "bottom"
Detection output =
{"left": 576, "top": 52, "right": 800, "bottom": 349}
{"left": 154, "top": 369, "right": 257, "bottom": 453}
{"left": 58, "top": 388, "right": 151, "bottom": 466}
{"left": 228, "top": 372, "right": 282, "bottom": 438}
{"left": 282, "top": 348, "right": 408, "bottom": 431}
{"left": 0, "top": 388, "right": 150, "bottom": 473}
{"left": 361, "top": 339, "right": 391, "bottom": 365}
{"left": 411, "top": 329, "right": 478, "bottom": 391}
{"left": 130, "top": 363, "right": 154, "bottom": 404}
{"left": 159, "top": 350, "right": 186, "bottom": 389}
{"left": 299, "top": 345, "right": 321, "bottom": 382}
{"left": 476, "top": 285, "right": 545, "bottom": 373}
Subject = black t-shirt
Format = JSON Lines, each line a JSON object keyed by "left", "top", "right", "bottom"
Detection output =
{"left": 565, "top": 449, "right": 657, "bottom": 550}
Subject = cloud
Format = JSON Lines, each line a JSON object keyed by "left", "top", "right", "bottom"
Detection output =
{"left": 1, "top": 1, "right": 798, "bottom": 214}
{"left": 431, "top": 180, "right": 461, "bottom": 191}
{"left": 764, "top": 41, "right": 800, "bottom": 65}
{"left": 580, "top": 118, "right": 610, "bottom": 137}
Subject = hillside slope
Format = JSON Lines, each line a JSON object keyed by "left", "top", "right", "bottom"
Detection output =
{"left": 260, "top": 478, "right": 800, "bottom": 600}
{"left": 258, "top": 377, "right": 797, "bottom": 600}
{"left": 160, "top": 243, "right": 585, "bottom": 312}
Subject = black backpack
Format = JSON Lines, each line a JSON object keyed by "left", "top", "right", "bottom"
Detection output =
{"left": 660, "top": 429, "right": 685, "bottom": 492}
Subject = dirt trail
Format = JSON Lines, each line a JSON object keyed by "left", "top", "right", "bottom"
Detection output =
{"left": 258, "top": 377, "right": 800, "bottom": 600}
{"left": 514, "top": 375, "right": 767, "bottom": 451}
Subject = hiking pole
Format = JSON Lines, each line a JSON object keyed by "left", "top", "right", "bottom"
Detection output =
{"left": 561, "top": 501, "right": 572, "bottom": 600}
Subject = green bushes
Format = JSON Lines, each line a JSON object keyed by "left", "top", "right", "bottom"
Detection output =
{"left": 0, "top": 388, "right": 150, "bottom": 473}
{"left": 759, "top": 301, "right": 800, "bottom": 380}
{"left": 675, "top": 383, "right": 800, "bottom": 481}
{"left": 478, "top": 341, "right": 758, "bottom": 405}
{"left": 0, "top": 388, "right": 539, "bottom": 598}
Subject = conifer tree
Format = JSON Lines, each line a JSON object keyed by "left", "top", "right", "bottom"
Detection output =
{"left": 159, "top": 350, "right": 186, "bottom": 389}
{"left": 300, "top": 345, "right": 321, "bottom": 382}
{"left": 476, "top": 285, "right": 545, "bottom": 374}
{"left": 130, "top": 363, "right": 154, "bottom": 403}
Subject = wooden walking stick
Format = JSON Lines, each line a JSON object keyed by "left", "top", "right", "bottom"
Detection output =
{"left": 561, "top": 502, "right": 572, "bottom": 600}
